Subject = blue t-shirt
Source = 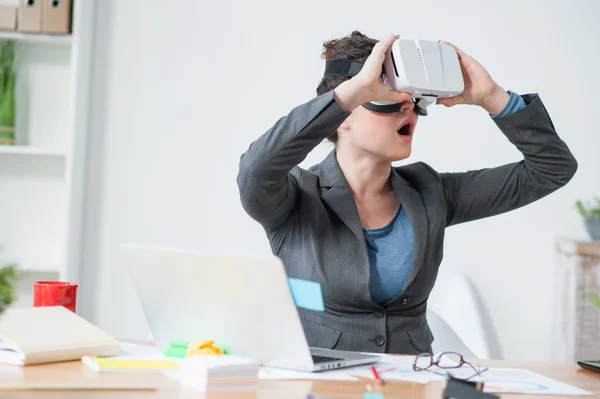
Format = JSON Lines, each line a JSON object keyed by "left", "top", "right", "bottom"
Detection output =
{"left": 366, "top": 91, "right": 525, "bottom": 305}
{"left": 365, "top": 205, "right": 414, "bottom": 304}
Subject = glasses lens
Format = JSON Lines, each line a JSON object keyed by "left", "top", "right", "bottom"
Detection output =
{"left": 415, "top": 353, "right": 433, "bottom": 370}
{"left": 438, "top": 352, "right": 462, "bottom": 368}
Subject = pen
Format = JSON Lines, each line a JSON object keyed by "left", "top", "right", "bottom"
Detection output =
{"left": 371, "top": 365, "right": 385, "bottom": 386}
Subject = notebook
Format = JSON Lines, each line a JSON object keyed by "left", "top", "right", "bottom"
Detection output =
{"left": 0, "top": 306, "right": 120, "bottom": 366}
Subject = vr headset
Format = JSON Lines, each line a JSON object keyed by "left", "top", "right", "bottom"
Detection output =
{"left": 324, "top": 39, "right": 464, "bottom": 116}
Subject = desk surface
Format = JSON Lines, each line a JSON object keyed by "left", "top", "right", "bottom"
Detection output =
{"left": 1, "top": 342, "right": 599, "bottom": 399}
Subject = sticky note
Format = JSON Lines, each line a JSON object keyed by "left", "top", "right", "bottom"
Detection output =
{"left": 163, "top": 346, "right": 188, "bottom": 358}
{"left": 169, "top": 340, "right": 190, "bottom": 348}
{"left": 187, "top": 340, "right": 224, "bottom": 356}
{"left": 82, "top": 356, "right": 180, "bottom": 372}
{"left": 288, "top": 278, "right": 324, "bottom": 312}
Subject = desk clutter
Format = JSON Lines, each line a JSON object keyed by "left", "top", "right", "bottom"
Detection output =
{"left": 0, "top": 306, "right": 594, "bottom": 396}
{"left": 83, "top": 342, "right": 260, "bottom": 392}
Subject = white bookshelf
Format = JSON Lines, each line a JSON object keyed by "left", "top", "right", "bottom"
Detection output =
{"left": 0, "top": 145, "right": 65, "bottom": 157}
{"left": 0, "top": 1, "right": 95, "bottom": 308}
{"left": 0, "top": 31, "right": 72, "bottom": 45}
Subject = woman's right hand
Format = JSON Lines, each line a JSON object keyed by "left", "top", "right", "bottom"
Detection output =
{"left": 333, "top": 34, "right": 413, "bottom": 112}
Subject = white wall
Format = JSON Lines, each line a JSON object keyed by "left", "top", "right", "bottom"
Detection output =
{"left": 80, "top": 0, "right": 600, "bottom": 362}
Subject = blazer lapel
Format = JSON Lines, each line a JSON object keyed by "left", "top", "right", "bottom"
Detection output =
{"left": 317, "top": 151, "right": 429, "bottom": 303}
{"left": 388, "top": 168, "right": 428, "bottom": 296}
{"left": 318, "top": 151, "right": 366, "bottom": 245}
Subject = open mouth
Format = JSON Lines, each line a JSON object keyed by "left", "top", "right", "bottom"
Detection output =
{"left": 397, "top": 123, "right": 412, "bottom": 136}
{"left": 397, "top": 120, "right": 414, "bottom": 138}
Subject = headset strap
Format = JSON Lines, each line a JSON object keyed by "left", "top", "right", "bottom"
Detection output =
{"left": 324, "top": 59, "right": 428, "bottom": 116}
{"left": 324, "top": 59, "right": 365, "bottom": 77}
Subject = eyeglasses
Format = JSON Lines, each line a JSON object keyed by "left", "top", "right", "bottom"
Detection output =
{"left": 413, "top": 352, "right": 488, "bottom": 380}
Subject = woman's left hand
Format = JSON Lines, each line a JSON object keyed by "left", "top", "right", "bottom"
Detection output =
{"left": 436, "top": 41, "right": 510, "bottom": 115}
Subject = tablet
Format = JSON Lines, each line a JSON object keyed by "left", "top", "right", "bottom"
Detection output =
{"left": 577, "top": 361, "right": 600, "bottom": 373}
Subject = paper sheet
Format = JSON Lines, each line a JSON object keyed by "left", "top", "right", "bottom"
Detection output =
{"left": 473, "top": 368, "right": 592, "bottom": 395}
{"left": 347, "top": 356, "right": 592, "bottom": 395}
{"left": 259, "top": 367, "right": 358, "bottom": 381}
{"left": 258, "top": 354, "right": 412, "bottom": 381}
{"left": 118, "top": 342, "right": 163, "bottom": 357}
{"left": 114, "top": 344, "right": 591, "bottom": 395}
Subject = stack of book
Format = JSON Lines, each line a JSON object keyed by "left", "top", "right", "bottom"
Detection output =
{"left": 178, "top": 355, "right": 259, "bottom": 392}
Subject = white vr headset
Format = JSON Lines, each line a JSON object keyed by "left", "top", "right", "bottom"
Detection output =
{"left": 324, "top": 39, "right": 464, "bottom": 116}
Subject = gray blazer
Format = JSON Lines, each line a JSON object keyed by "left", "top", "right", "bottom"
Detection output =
{"left": 237, "top": 90, "right": 577, "bottom": 355}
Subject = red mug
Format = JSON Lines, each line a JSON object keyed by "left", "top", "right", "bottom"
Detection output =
{"left": 33, "top": 281, "right": 79, "bottom": 312}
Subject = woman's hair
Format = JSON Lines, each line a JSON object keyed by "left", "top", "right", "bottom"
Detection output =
{"left": 316, "top": 31, "right": 378, "bottom": 143}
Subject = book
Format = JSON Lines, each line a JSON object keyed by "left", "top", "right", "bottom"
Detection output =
{"left": 0, "top": 306, "right": 120, "bottom": 366}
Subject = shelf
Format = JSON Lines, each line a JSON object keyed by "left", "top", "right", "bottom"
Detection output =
{"left": 0, "top": 31, "right": 71, "bottom": 45}
{"left": 15, "top": 267, "right": 61, "bottom": 275}
{"left": 0, "top": 145, "right": 66, "bottom": 157}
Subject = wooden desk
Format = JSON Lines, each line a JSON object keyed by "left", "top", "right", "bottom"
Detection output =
{"left": 1, "top": 344, "right": 599, "bottom": 399}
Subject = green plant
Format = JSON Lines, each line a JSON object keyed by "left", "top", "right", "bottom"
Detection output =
{"left": 0, "top": 263, "right": 16, "bottom": 313}
{"left": 0, "top": 40, "right": 16, "bottom": 145}
{"left": 576, "top": 198, "right": 600, "bottom": 220}
{"left": 591, "top": 292, "right": 600, "bottom": 309}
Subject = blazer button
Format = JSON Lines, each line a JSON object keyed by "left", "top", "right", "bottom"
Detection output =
{"left": 373, "top": 309, "right": 385, "bottom": 319}
{"left": 402, "top": 297, "right": 411, "bottom": 305}
{"left": 374, "top": 335, "right": 386, "bottom": 346}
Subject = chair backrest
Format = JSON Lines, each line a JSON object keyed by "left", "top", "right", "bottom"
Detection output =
{"left": 427, "top": 307, "right": 476, "bottom": 358}
{"left": 428, "top": 267, "right": 501, "bottom": 359}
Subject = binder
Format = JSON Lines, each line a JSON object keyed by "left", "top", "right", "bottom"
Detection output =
{"left": 42, "top": 0, "right": 71, "bottom": 34}
{"left": 17, "top": 0, "right": 41, "bottom": 32}
{"left": 0, "top": 1, "right": 17, "bottom": 31}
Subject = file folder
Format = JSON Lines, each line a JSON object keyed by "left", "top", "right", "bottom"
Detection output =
{"left": 17, "top": 0, "right": 41, "bottom": 32}
{"left": 42, "top": 0, "right": 71, "bottom": 34}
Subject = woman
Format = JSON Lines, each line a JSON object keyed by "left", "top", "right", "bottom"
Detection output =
{"left": 237, "top": 31, "right": 577, "bottom": 355}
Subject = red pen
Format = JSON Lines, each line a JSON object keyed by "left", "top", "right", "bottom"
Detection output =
{"left": 370, "top": 366, "right": 384, "bottom": 385}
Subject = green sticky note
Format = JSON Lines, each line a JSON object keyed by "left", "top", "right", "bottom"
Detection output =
{"left": 163, "top": 346, "right": 187, "bottom": 358}
{"left": 169, "top": 340, "right": 190, "bottom": 348}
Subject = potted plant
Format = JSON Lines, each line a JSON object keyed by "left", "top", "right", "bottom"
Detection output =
{"left": 0, "top": 263, "right": 16, "bottom": 314}
{"left": 0, "top": 40, "right": 16, "bottom": 146}
{"left": 592, "top": 292, "right": 600, "bottom": 309}
{"left": 576, "top": 198, "right": 600, "bottom": 240}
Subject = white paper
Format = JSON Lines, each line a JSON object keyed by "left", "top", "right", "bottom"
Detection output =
{"left": 118, "top": 345, "right": 590, "bottom": 395}
{"left": 473, "top": 368, "right": 592, "bottom": 395}
{"left": 258, "top": 353, "right": 407, "bottom": 381}
{"left": 348, "top": 358, "right": 591, "bottom": 396}
{"left": 117, "top": 342, "right": 162, "bottom": 357}
{"left": 259, "top": 367, "right": 358, "bottom": 381}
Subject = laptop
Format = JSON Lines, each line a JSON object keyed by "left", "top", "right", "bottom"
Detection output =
{"left": 122, "top": 244, "right": 380, "bottom": 372}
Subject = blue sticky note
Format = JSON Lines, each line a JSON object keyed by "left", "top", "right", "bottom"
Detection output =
{"left": 288, "top": 278, "right": 324, "bottom": 312}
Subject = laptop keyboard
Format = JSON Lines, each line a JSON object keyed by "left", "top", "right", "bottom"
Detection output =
{"left": 312, "top": 354, "right": 344, "bottom": 364}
